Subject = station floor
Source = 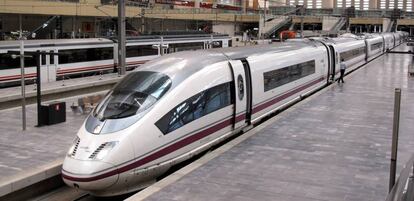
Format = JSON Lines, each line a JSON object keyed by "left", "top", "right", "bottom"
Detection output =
{"left": 0, "top": 96, "right": 90, "bottom": 181}
{"left": 0, "top": 91, "right": 108, "bottom": 197}
{"left": 130, "top": 44, "right": 414, "bottom": 201}
{"left": 0, "top": 72, "right": 120, "bottom": 186}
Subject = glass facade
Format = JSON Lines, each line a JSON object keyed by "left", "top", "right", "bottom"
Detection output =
{"left": 332, "top": 0, "right": 413, "bottom": 10}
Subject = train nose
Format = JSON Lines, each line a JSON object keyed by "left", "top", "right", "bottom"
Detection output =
{"left": 62, "top": 156, "right": 119, "bottom": 191}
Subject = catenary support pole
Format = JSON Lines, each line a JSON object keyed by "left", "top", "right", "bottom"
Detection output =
{"left": 389, "top": 88, "right": 401, "bottom": 192}
{"left": 20, "top": 40, "right": 26, "bottom": 131}
{"left": 36, "top": 51, "right": 42, "bottom": 127}
{"left": 118, "top": 0, "right": 126, "bottom": 75}
{"left": 19, "top": 15, "right": 26, "bottom": 131}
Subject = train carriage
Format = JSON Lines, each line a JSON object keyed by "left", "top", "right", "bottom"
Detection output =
{"left": 0, "top": 34, "right": 231, "bottom": 87}
{"left": 382, "top": 33, "right": 395, "bottom": 50}
{"left": 227, "top": 43, "right": 329, "bottom": 123}
{"left": 365, "top": 34, "right": 385, "bottom": 59}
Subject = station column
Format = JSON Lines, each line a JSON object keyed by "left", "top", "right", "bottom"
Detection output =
{"left": 369, "top": 0, "right": 378, "bottom": 9}
{"left": 322, "top": 0, "right": 334, "bottom": 8}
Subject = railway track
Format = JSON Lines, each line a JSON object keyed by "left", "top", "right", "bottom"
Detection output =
{"left": 29, "top": 186, "right": 135, "bottom": 201}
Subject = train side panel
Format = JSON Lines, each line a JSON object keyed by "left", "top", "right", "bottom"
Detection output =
{"left": 247, "top": 46, "right": 328, "bottom": 123}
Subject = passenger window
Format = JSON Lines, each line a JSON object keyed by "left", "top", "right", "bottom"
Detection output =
{"left": 59, "top": 47, "right": 113, "bottom": 64}
{"left": 155, "top": 82, "right": 232, "bottom": 135}
{"left": 263, "top": 60, "right": 315, "bottom": 92}
{"left": 205, "top": 84, "right": 229, "bottom": 114}
{"left": 192, "top": 92, "right": 207, "bottom": 119}
{"left": 169, "top": 102, "right": 191, "bottom": 132}
{"left": 339, "top": 47, "right": 365, "bottom": 62}
{"left": 126, "top": 45, "right": 158, "bottom": 57}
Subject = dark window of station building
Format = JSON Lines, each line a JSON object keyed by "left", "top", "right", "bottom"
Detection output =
{"left": 263, "top": 60, "right": 315, "bottom": 92}
{"left": 126, "top": 45, "right": 158, "bottom": 57}
{"left": 168, "top": 42, "right": 204, "bottom": 53}
{"left": 58, "top": 47, "right": 113, "bottom": 64}
{"left": 339, "top": 47, "right": 366, "bottom": 62}
{"left": 0, "top": 53, "right": 37, "bottom": 70}
{"left": 371, "top": 42, "right": 383, "bottom": 51}
{"left": 155, "top": 82, "right": 233, "bottom": 135}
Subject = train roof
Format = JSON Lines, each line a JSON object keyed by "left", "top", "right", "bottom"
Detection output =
{"left": 138, "top": 49, "right": 228, "bottom": 89}
{"left": 310, "top": 37, "right": 359, "bottom": 44}
{"left": 217, "top": 41, "right": 323, "bottom": 59}
{"left": 0, "top": 34, "right": 231, "bottom": 50}
{"left": 0, "top": 38, "right": 113, "bottom": 50}
{"left": 138, "top": 41, "right": 324, "bottom": 88}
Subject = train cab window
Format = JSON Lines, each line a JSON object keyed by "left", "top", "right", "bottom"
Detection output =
{"left": 263, "top": 60, "right": 315, "bottom": 92}
{"left": 93, "top": 71, "right": 172, "bottom": 120}
{"left": 155, "top": 82, "right": 232, "bottom": 135}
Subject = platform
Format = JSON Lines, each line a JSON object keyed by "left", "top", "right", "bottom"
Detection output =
{"left": 0, "top": 93, "right": 103, "bottom": 197}
{"left": 130, "top": 44, "right": 414, "bottom": 201}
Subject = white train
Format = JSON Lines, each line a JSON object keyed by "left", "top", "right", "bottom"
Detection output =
{"left": 62, "top": 31, "right": 407, "bottom": 196}
{"left": 0, "top": 34, "right": 231, "bottom": 87}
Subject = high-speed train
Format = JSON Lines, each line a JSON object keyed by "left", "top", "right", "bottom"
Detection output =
{"left": 0, "top": 34, "right": 231, "bottom": 87}
{"left": 61, "top": 31, "right": 407, "bottom": 196}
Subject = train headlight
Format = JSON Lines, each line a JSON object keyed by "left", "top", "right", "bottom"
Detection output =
{"left": 89, "top": 141, "right": 118, "bottom": 160}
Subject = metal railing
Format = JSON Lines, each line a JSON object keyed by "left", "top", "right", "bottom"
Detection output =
{"left": 142, "top": 7, "right": 259, "bottom": 15}
{"left": 268, "top": 6, "right": 414, "bottom": 19}
{"left": 386, "top": 154, "right": 414, "bottom": 201}
{"left": 39, "top": 0, "right": 81, "bottom": 2}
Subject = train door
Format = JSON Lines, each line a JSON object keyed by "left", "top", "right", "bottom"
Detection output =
{"left": 241, "top": 59, "right": 253, "bottom": 124}
{"left": 49, "top": 50, "right": 58, "bottom": 82}
{"left": 229, "top": 60, "right": 252, "bottom": 130}
{"left": 328, "top": 45, "right": 336, "bottom": 81}
{"left": 222, "top": 39, "right": 229, "bottom": 48}
{"left": 392, "top": 35, "right": 396, "bottom": 48}
{"left": 40, "top": 50, "right": 57, "bottom": 83}
{"left": 364, "top": 40, "right": 368, "bottom": 61}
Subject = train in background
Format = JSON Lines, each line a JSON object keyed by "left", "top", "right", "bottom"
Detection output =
{"left": 289, "top": 31, "right": 407, "bottom": 80}
{"left": 0, "top": 34, "right": 231, "bottom": 87}
{"left": 62, "top": 31, "right": 408, "bottom": 196}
